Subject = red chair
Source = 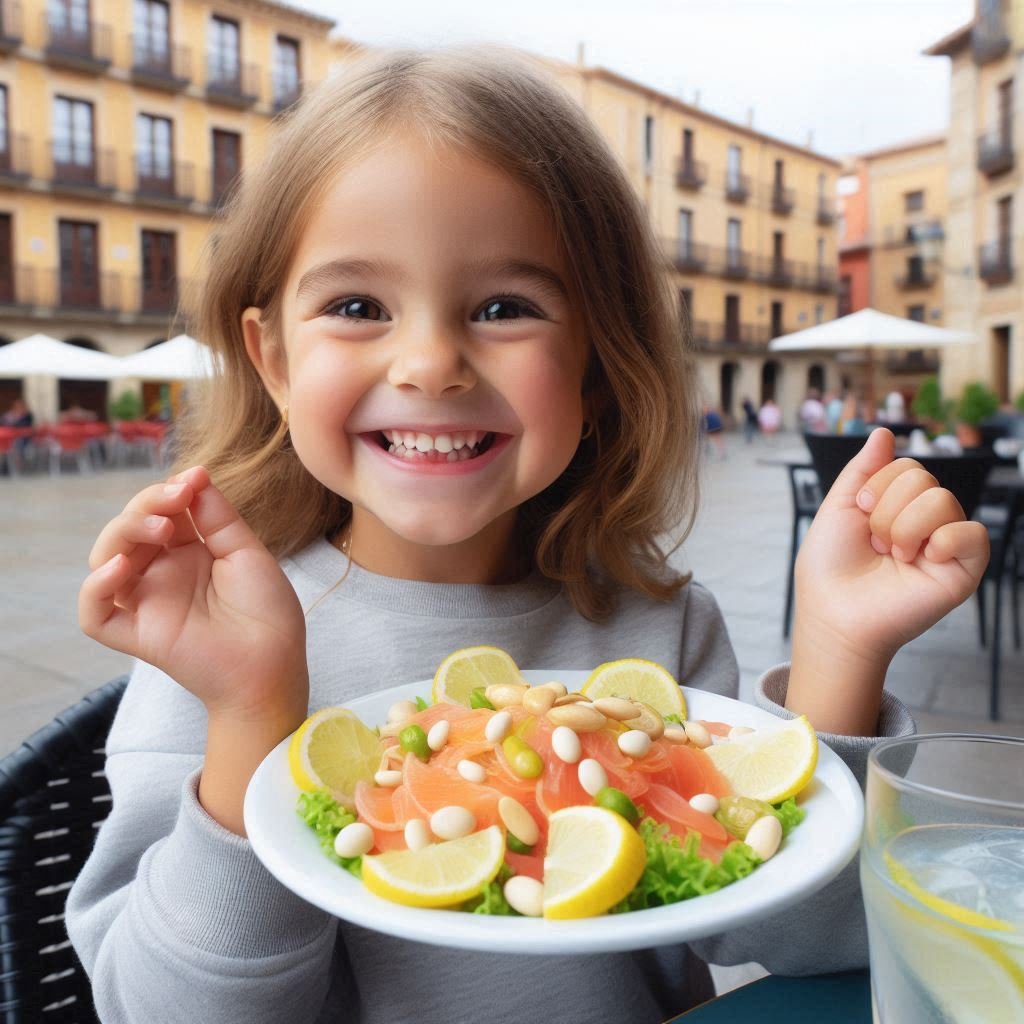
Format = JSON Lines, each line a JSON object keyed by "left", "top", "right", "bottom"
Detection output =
{"left": 0, "top": 427, "right": 19, "bottom": 476}
{"left": 50, "top": 424, "right": 93, "bottom": 474}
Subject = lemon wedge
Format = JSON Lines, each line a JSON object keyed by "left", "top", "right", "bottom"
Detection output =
{"left": 580, "top": 659, "right": 686, "bottom": 719}
{"left": 542, "top": 806, "right": 646, "bottom": 919}
{"left": 361, "top": 826, "right": 506, "bottom": 908}
{"left": 431, "top": 646, "right": 522, "bottom": 706}
{"left": 288, "top": 706, "right": 382, "bottom": 808}
{"left": 703, "top": 715, "right": 817, "bottom": 803}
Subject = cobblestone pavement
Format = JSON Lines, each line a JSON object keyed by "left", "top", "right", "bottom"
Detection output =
{"left": 2, "top": 433, "right": 1022, "bottom": 759}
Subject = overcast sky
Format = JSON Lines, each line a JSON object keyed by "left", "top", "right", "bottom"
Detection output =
{"left": 307, "top": 0, "right": 974, "bottom": 159}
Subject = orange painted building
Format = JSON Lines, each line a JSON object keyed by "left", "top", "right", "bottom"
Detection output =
{"left": 838, "top": 162, "right": 870, "bottom": 316}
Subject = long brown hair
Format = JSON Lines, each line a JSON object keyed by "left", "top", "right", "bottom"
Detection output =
{"left": 175, "top": 45, "right": 701, "bottom": 621}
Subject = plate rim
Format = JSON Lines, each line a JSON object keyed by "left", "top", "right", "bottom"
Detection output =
{"left": 244, "top": 671, "right": 865, "bottom": 955}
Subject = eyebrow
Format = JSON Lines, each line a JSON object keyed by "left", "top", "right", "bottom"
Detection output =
{"left": 295, "top": 256, "right": 570, "bottom": 303}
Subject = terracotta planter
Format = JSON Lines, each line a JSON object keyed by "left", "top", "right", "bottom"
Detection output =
{"left": 955, "top": 422, "right": 982, "bottom": 448}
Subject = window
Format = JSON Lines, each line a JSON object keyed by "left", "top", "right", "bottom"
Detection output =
{"left": 53, "top": 96, "right": 94, "bottom": 175}
{"left": 904, "top": 190, "right": 925, "bottom": 213}
{"left": 273, "top": 35, "right": 300, "bottom": 105}
{"left": 907, "top": 254, "right": 924, "bottom": 281}
{"left": 134, "top": 0, "right": 169, "bottom": 68}
{"left": 817, "top": 173, "right": 826, "bottom": 201}
{"left": 0, "top": 85, "right": 7, "bottom": 169}
{"left": 208, "top": 15, "right": 240, "bottom": 87}
{"left": 814, "top": 303, "right": 825, "bottom": 324}
{"left": 727, "top": 144, "right": 741, "bottom": 188}
{"left": 817, "top": 237, "right": 826, "bottom": 268}
{"left": 677, "top": 208, "right": 693, "bottom": 259}
{"left": 0, "top": 213, "right": 12, "bottom": 303}
{"left": 770, "top": 300, "right": 784, "bottom": 338}
{"left": 679, "top": 288, "right": 692, "bottom": 332}
{"left": 725, "top": 294, "right": 740, "bottom": 340}
{"left": 49, "top": 0, "right": 90, "bottom": 49}
{"left": 59, "top": 219, "right": 99, "bottom": 307}
{"left": 643, "top": 115, "right": 654, "bottom": 173}
{"left": 838, "top": 275, "right": 852, "bottom": 317}
{"left": 137, "top": 114, "right": 173, "bottom": 189}
{"left": 211, "top": 127, "right": 241, "bottom": 204}
{"left": 773, "top": 158, "right": 785, "bottom": 187}
{"left": 727, "top": 218, "right": 741, "bottom": 255}
{"left": 907, "top": 305, "right": 926, "bottom": 322}
{"left": 141, "top": 230, "right": 176, "bottom": 311}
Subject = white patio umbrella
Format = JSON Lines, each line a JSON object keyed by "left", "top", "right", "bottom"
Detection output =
{"left": 768, "top": 308, "right": 974, "bottom": 409}
{"left": 0, "top": 333, "right": 123, "bottom": 380}
{"left": 115, "top": 334, "right": 221, "bottom": 380}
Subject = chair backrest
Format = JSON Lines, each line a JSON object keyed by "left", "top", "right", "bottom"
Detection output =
{"left": 787, "top": 464, "right": 822, "bottom": 518}
{"left": 802, "top": 432, "right": 870, "bottom": 497}
{"left": 914, "top": 453, "right": 995, "bottom": 521}
{"left": 0, "top": 677, "right": 128, "bottom": 1024}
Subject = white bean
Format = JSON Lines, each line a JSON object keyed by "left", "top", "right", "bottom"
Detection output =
{"left": 405, "top": 818, "right": 431, "bottom": 852}
{"left": 430, "top": 805, "right": 476, "bottom": 841}
{"left": 551, "top": 725, "right": 582, "bottom": 764}
{"left": 374, "top": 769, "right": 403, "bottom": 788}
{"left": 578, "top": 758, "right": 608, "bottom": 797}
{"left": 689, "top": 793, "right": 720, "bottom": 816}
{"left": 334, "top": 822, "right": 374, "bottom": 859}
{"left": 728, "top": 725, "right": 756, "bottom": 739}
{"left": 457, "top": 759, "right": 487, "bottom": 784}
{"left": 683, "top": 721, "right": 712, "bottom": 749}
{"left": 504, "top": 875, "right": 544, "bottom": 917}
{"left": 387, "top": 699, "right": 419, "bottom": 724}
{"left": 498, "top": 796, "right": 540, "bottom": 846}
{"left": 745, "top": 815, "right": 783, "bottom": 861}
{"left": 663, "top": 725, "right": 689, "bottom": 744}
{"left": 485, "top": 710, "right": 513, "bottom": 743}
{"left": 427, "top": 719, "right": 450, "bottom": 751}
{"left": 617, "top": 729, "right": 652, "bottom": 758}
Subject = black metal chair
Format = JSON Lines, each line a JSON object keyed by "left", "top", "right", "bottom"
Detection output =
{"left": 0, "top": 677, "right": 128, "bottom": 1024}
{"left": 783, "top": 463, "right": 822, "bottom": 639}
{"left": 802, "top": 432, "right": 869, "bottom": 497}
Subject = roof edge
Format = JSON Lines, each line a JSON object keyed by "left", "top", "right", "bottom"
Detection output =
{"left": 924, "top": 19, "right": 975, "bottom": 56}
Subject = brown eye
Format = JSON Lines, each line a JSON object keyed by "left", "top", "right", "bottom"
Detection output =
{"left": 477, "top": 297, "right": 540, "bottom": 322}
{"left": 330, "top": 297, "right": 388, "bottom": 321}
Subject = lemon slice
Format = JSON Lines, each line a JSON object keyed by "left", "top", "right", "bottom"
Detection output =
{"left": 703, "top": 715, "right": 817, "bottom": 803}
{"left": 288, "top": 706, "right": 382, "bottom": 808}
{"left": 361, "top": 826, "right": 505, "bottom": 908}
{"left": 581, "top": 659, "right": 686, "bottom": 718}
{"left": 432, "top": 646, "right": 522, "bottom": 706}
{"left": 542, "top": 806, "right": 647, "bottom": 919}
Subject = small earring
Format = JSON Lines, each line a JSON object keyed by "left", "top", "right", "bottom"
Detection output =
{"left": 280, "top": 405, "right": 289, "bottom": 429}
{"left": 580, "top": 419, "right": 594, "bottom": 440}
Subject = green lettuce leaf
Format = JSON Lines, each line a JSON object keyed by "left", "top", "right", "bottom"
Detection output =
{"left": 464, "top": 863, "right": 517, "bottom": 915}
{"left": 772, "top": 797, "right": 805, "bottom": 836}
{"left": 297, "top": 791, "right": 363, "bottom": 878}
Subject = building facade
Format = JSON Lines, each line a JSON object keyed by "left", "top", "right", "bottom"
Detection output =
{"left": 0, "top": 0, "right": 335, "bottom": 417}
{"left": 927, "top": 0, "right": 1024, "bottom": 405}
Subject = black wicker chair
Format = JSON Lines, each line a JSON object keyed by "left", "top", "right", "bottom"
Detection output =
{"left": 0, "top": 677, "right": 128, "bottom": 1024}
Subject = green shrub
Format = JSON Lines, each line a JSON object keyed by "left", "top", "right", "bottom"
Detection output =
{"left": 1015, "top": 391, "right": 1024, "bottom": 413}
{"left": 910, "top": 376, "right": 943, "bottom": 422}
{"left": 108, "top": 391, "right": 143, "bottom": 421}
{"left": 954, "top": 382, "right": 1000, "bottom": 426}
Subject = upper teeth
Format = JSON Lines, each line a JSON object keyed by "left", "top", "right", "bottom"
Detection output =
{"left": 383, "top": 430, "right": 481, "bottom": 453}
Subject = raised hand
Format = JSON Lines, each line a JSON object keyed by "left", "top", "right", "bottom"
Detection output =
{"left": 79, "top": 465, "right": 308, "bottom": 721}
{"left": 787, "top": 429, "right": 990, "bottom": 734}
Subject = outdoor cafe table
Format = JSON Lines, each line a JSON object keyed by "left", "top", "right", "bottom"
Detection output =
{"left": 667, "top": 969, "right": 871, "bottom": 1021}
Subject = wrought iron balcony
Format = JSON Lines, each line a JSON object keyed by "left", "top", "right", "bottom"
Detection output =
{"left": 977, "top": 128, "right": 1014, "bottom": 177}
{"left": 816, "top": 200, "right": 835, "bottom": 226}
{"left": 0, "top": 133, "right": 31, "bottom": 182}
{"left": 979, "top": 241, "right": 1013, "bottom": 286}
{"left": 771, "top": 185, "right": 795, "bottom": 215}
{"left": 49, "top": 144, "right": 117, "bottom": 194}
{"left": 42, "top": 14, "right": 112, "bottom": 72}
{"left": 134, "top": 159, "right": 195, "bottom": 205}
{"left": 131, "top": 36, "right": 191, "bottom": 91}
{"left": 725, "top": 172, "right": 750, "bottom": 203}
{"left": 271, "top": 74, "right": 303, "bottom": 113}
{"left": 0, "top": 0, "right": 22, "bottom": 51}
{"left": 811, "top": 266, "right": 837, "bottom": 293}
{"left": 720, "top": 247, "right": 751, "bottom": 279}
{"left": 761, "top": 256, "right": 795, "bottom": 287}
{"left": 667, "top": 239, "right": 708, "bottom": 274}
{"left": 675, "top": 157, "right": 706, "bottom": 190}
{"left": 895, "top": 267, "right": 937, "bottom": 290}
{"left": 690, "top": 319, "right": 772, "bottom": 351}
{"left": 0, "top": 265, "right": 37, "bottom": 312}
{"left": 206, "top": 61, "right": 260, "bottom": 108}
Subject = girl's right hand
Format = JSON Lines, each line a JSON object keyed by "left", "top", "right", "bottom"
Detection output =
{"left": 79, "top": 465, "right": 309, "bottom": 722}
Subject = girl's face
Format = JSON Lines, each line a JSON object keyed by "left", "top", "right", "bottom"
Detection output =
{"left": 243, "top": 134, "right": 589, "bottom": 582}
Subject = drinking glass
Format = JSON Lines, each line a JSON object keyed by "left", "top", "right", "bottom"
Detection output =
{"left": 860, "top": 734, "right": 1024, "bottom": 1023}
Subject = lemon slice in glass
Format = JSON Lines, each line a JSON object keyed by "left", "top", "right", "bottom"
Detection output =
{"left": 361, "top": 826, "right": 506, "bottom": 908}
{"left": 580, "top": 659, "right": 686, "bottom": 718}
{"left": 704, "top": 715, "right": 818, "bottom": 803}
{"left": 288, "top": 706, "right": 382, "bottom": 808}
{"left": 542, "top": 806, "right": 647, "bottom": 919}
{"left": 431, "top": 645, "right": 522, "bottom": 706}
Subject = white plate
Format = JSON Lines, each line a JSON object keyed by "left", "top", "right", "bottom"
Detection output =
{"left": 245, "top": 672, "right": 864, "bottom": 955}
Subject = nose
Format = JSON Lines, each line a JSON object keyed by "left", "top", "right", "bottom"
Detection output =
{"left": 386, "top": 321, "right": 476, "bottom": 398}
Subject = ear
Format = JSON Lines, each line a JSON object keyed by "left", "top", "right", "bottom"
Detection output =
{"left": 241, "top": 307, "right": 289, "bottom": 409}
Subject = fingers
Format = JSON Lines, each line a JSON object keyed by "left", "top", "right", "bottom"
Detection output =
{"left": 924, "top": 521, "right": 990, "bottom": 579}
{"left": 79, "top": 553, "right": 139, "bottom": 652}
{"left": 865, "top": 465, "right": 946, "bottom": 555}
{"left": 884, "top": 486, "right": 965, "bottom": 562}
{"left": 186, "top": 479, "right": 266, "bottom": 560}
{"left": 819, "top": 428, "right": 895, "bottom": 511}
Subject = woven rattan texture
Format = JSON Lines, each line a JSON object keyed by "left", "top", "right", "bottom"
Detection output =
{"left": 1, "top": 677, "right": 128, "bottom": 1024}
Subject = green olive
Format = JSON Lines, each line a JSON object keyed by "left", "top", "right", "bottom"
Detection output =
{"left": 502, "top": 736, "right": 544, "bottom": 779}
{"left": 399, "top": 724, "right": 431, "bottom": 761}
{"left": 470, "top": 687, "right": 496, "bottom": 710}
{"left": 714, "top": 795, "right": 776, "bottom": 839}
{"left": 506, "top": 833, "right": 534, "bottom": 855}
{"left": 595, "top": 786, "right": 640, "bottom": 824}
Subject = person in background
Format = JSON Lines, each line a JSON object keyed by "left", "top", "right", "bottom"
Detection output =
{"left": 741, "top": 395, "right": 758, "bottom": 444}
{"left": 825, "top": 390, "right": 844, "bottom": 434}
{"left": 1, "top": 398, "right": 33, "bottom": 427}
{"left": 59, "top": 403, "right": 99, "bottom": 424}
{"left": 701, "top": 403, "right": 727, "bottom": 461}
{"left": 884, "top": 390, "right": 906, "bottom": 425}
{"left": 757, "top": 396, "right": 783, "bottom": 440}
{"left": 840, "top": 394, "right": 868, "bottom": 436}
{"left": 798, "top": 388, "right": 827, "bottom": 433}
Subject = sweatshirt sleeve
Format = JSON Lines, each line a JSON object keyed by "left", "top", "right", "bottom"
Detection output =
{"left": 687, "top": 662, "right": 915, "bottom": 975}
{"left": 65, "top": 661, "right": 338, "bottom": 1024}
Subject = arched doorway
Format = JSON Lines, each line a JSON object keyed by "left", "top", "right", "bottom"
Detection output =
{"left": 0, "top": 336, "right": 20, "bottom": 412}
{"left": 719, "top": 361, "right": 739, "bottom": 420}
{"left": 807, "top": 364, "right": 825, "bottom": 394}
{"left": 59, "top": 336, "right": 109, "bottom": 420}
{"left": 761, "top": 360, "right": 782, "bottom": 405}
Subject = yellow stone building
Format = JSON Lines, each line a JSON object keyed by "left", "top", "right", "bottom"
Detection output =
{"left": 0, "top": 0, "right": 336, "bottom": 417}
{"left": 927, "top": 0, "right": 1024, "bottom": 405}
{"left": 553, "top": 60, "right": 841, "bottom": 423}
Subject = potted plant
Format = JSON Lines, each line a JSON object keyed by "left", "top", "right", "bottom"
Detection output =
{"left": 910, "top": 376, "right": 944, "bottom": 435}
{"left": 1015, "top": 391, "right": 1024, "bottom": 413}
{"left": 108, "top": 390, "right": 143, "bottom": 423}
{"left": 953, "top": 381, "right": 1000, "bottom": 448}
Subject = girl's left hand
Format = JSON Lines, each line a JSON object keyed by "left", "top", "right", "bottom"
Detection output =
{"left": 794, "top": 428, "right": 990, "bottom": 670}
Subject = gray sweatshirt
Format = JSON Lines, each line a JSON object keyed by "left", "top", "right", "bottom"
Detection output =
{"left": 66, "top": 538, "right": 914, "bottom": 1023}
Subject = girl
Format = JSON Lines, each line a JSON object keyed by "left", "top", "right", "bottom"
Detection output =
{"left": 68, "top": 47, "right": 988, "bottom": 1023}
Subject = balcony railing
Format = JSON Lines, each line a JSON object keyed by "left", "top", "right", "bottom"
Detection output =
{"left": 761, "top": 256, "right": 795, "bottom": 287}
{"left": 977, "top": 127, "right": 1014, "bottom": 177}
{"left": 131, "top": 36, "right": 191, "bottom": 90}
{"left": 0, "top": 265, "right": 37, "bottom": 310}
{"left": 725, "top": 172, "right": 750, "bottom": 203}
{"left": 979, "top": 241, "right": 1013, "bottom": 286}
{"left": 134, "top": 159, "right": 195, "bottom": 205}
{"left": 206, "top": 61, "right": 260, "bottom": 107}
{"left": 42, "top": 14, "right": 112, "bottom": 71}
{"left": 271, "top": 74, "right": 302, "bottom": 113}
{"left": 690, "top": 319, "right": 773, "bottom": 350}
{"left": 0, "top": 133, "right": 31, "bottom": 180}
{"left": 675, "top": 157, "right": 706, "bottom": 190}
{"left": 721, "top": 247, "right": 751, "bottom": 279}
{"left": 895, "top": 268, "right": 937, "bottom": 290}
{"left": 771, "top": 185, "right": 795, "bottom": 215}
{"left": 666, "top": 239, "right": 708, "bottom": 274}
{"left": 0, "top": 0, "right": 22, "bottom": 50}
{"left": 48, "top": 144, "right": 117, "bottom": 192}
{"left": 811, "top": 266, "right": 836, "bottom": 293}
{"left": 816, "top": 200, "right": 835, "bottom": 226}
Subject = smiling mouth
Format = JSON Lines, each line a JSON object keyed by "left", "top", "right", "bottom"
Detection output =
{"left": 374, "top": 429, "right": 498, "bottom": 463}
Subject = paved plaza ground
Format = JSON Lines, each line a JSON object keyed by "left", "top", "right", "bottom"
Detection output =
{"left": 2, "top": 431, "right": 1022, "bottom": 759}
